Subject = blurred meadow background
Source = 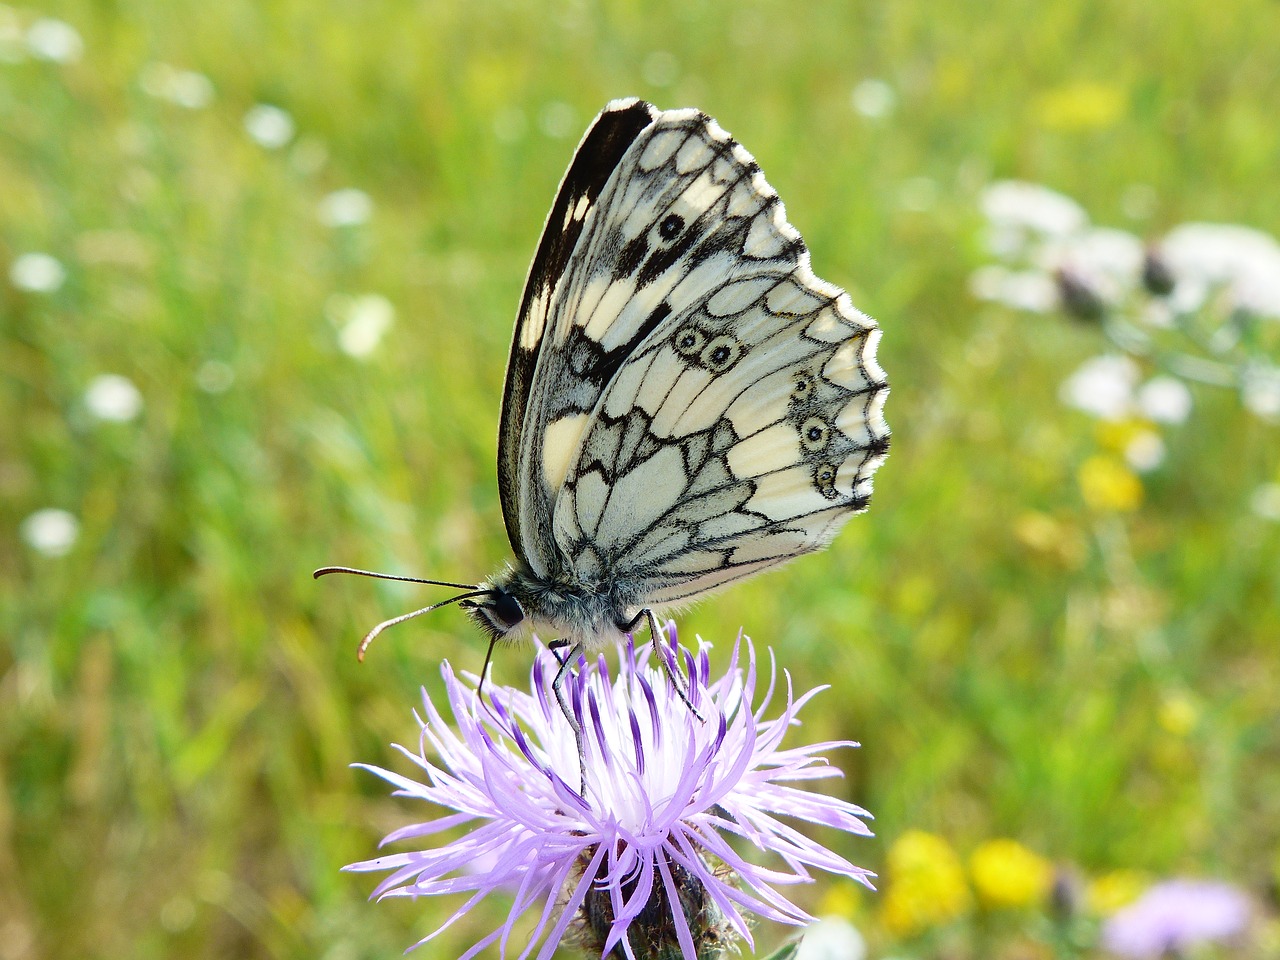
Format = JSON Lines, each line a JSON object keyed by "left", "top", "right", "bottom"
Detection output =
{"left": 3, "top": 0, "right": 1279, "bottom": 958}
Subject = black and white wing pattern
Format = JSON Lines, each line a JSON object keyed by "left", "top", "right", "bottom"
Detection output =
{"left": 501, "top": 98, "right": 889, "bottom": 603}
{"left": 497, "top": 99, "right": 658, "bottom": 572}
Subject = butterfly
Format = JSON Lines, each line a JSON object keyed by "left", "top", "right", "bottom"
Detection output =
{"left": 317, "top": 98, "right": 890, "bottom": 786}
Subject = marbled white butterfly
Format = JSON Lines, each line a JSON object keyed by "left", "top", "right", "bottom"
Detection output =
{"left": 318, "top": 98, "right": 890, "bottom": 782}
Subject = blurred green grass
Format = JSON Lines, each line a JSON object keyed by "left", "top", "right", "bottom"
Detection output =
{"left": 2, "top": 1, "right": 1278, "bottom": 958}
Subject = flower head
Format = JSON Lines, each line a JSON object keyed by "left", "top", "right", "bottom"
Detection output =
{"left": 318, "top": 188, "right": 372, "bottom": 227}
{"left": 20, "top": 507, "right": 79, "bottom": 557}
{"left": 243, "top": 103, "right": 295, "bottom": 149}
{"left": 968, "top": 839, "right": 1052, "bottom": 909}
{"left": 84, "top": 373, "right": 144, "bottom": 422}
{"left": 9, "top": 252, "right": 66, "bottom": 293}
{"left": 347, "top": 627, "right": 874, "bottom": 960}
{"left": 878, "top": 830, "right": 971, "bottom": 938}
{"left": 1154, "top": 223, "right": 1280, "bottom": 319}
{"left": 1101, "top": 879, "right": 1251, "bottom": 958}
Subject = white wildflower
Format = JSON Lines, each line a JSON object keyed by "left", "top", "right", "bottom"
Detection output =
{"left": 1039, "top": 227, "right": 1145, "bottom": 306}
{"left": 243, "top": 104, "right": 295, "bottom": 149}
{"left": 1157, "top": 222, "right": 1280, "bottom": 318}
{"left": 1125, "top": 431, "right": 1166, "bottom": 472}
{"left": 26, "top": 17, "right": 82, "bottom": 62}
{"left": 1137, "top": 376, "right": 1193, "bottom": 425}
{"left": 329, "top": 294, "right": 395, "bottom": 358}
{"left": 21, "top": 508, "right": 79, "bottom": 557}
{"left": 9, "top": 253, "right": 66, "bottom": 293}
{"left": 1059, "top": 355, "right": 1139, "bottom": 420}
{"left": 969, "top": 265, "right": 1058, "bottom": 313}
{"left": 981, "top": 181, "right": 1088, "bottom": 256}
{"left": 84, "top": 374, "right": 143, "bottom": 422}
{"left": 318, "top": 188, "right": 372, "bottom": 227}
{"left": 795, "top": 916, "right": 868, "bottom": 960}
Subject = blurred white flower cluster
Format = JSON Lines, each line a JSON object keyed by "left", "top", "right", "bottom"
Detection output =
{"left": 973, "top": 180, "right": 1280, "bottom": 322}
{"left": 973, "top": 181, "right": 1280, "bottom": 433}
{"left": 973, "top": 181, "right": 1280, "bottom": 516}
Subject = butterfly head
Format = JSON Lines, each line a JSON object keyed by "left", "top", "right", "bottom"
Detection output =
{"left": 459, "top": 581, "right": 527, "bottom": 641}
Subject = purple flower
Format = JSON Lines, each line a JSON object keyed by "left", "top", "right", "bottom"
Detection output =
{"left": 346, "top": 626, "right": 874, "bottom": 960}
{"left": 1102, "top": 879, "right": 1251, "bottom": 958}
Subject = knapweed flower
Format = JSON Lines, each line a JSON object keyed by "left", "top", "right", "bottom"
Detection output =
{"left": 1101, "top": 879, "right": 1251, "bottom": 958}
{"left": 347, "top": 629, "right": 873, "bottom": 960}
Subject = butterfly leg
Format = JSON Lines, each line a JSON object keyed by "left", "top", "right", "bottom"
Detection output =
{"left": 622, "top": 609, "right": 704, "bottom": 723}
{"left": 547, "top": 637, "right": 571, "bottom": 667}
{"left": 548, "top": 638, "right": 587, "bottom": 796}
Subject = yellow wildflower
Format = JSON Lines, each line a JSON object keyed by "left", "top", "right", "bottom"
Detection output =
{"left": 970, "top": 839, "right": 1053, "bottom": 909}
{"left": 818, "top": 878, "right": 865, "bottom": 919}
{"left": 1079, "top": 455, "right": 1143, "bottom": 512}
{"left": 1088, "top": 869, "right": 1149, "bottom": 915}
{"left": 1158, "top": 692, "right": 1200, "bottom": 736}
{"left": 879, "top": 830, "right": 972, "bottom": 937}
{"left": 1036, "top": 82, "right": 1126, "bottom": 131}
{"left": 1096, "top": 418, "right": 1152, "bottom": 454}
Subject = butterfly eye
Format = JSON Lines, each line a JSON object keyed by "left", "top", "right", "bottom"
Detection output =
{"left": 673, "top": 325, "right": 705, "bottom": 357}
{"left": 814, "top": 462, "right": 839, "bottom": 499}
{"left": 490, "top": 591, "right": 525, "bottom": 628}
{"left": 800, "top": 417, "right": 831, "bottom": 452}
{"left": 700, "top": 335, "right": 742, "bottom": 374}
{"left": 658, "top": 214, "right": 684, "bottom": 240}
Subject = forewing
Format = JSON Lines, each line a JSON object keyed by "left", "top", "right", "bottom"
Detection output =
{"left": 498, "top": 98, "right": 659, "bottom": 571}
{"left": 549, "top": 113, "right": 890, "bottom": 604}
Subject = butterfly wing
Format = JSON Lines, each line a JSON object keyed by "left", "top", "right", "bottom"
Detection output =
{"left": 498, "top": 99, "right": 665, "bottom": 575}
{"left": 538, "top": 103, "right": 890, "bottom": 604}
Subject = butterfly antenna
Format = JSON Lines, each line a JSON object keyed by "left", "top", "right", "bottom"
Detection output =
{"left": 313, "top": 566, "right": 478, "bottom": 591}
{"left": 355, "top": 589, "right": 493, "bottom": 661}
